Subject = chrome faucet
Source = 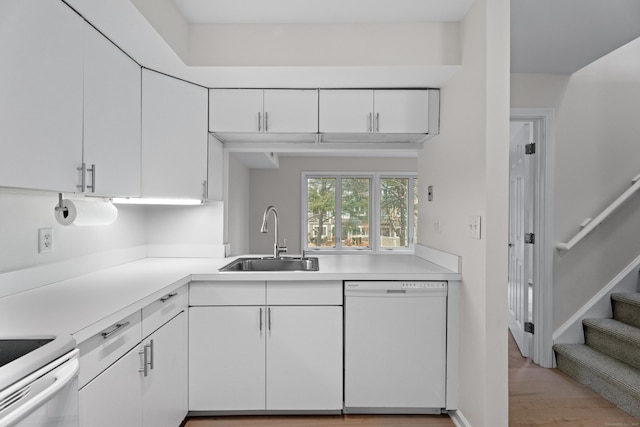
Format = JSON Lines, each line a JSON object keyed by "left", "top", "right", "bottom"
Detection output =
{"left": 260, "top": 205, "right": 287, "bottom": 258}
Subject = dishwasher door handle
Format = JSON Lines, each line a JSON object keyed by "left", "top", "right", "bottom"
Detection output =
{"left": 386, "top": 289, "right": 407, "bottom": 294}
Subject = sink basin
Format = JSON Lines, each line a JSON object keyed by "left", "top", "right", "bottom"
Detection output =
{"left": 219, "top": 257, "right": 319, "bottom": 272}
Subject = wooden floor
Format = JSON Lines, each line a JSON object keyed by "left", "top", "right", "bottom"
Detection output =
{"left": 184, "top": 332, "right": 639, "bottom": 427}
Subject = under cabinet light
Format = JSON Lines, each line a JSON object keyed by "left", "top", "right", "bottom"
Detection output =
{"left": 111, "top": 197, "right": 204, "bottom": 206}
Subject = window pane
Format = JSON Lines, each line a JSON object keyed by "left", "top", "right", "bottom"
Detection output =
{"left": 380, "top": 178, "right": 409, "bottom": 248}
{"left": 307, "top": 178, "right": 336, "bottom": 248}
{"left": 414, "top": 178, "right": 419, "bottom": 245}
{"left": 341, "top": 178, "right": 370, "bottom": 248}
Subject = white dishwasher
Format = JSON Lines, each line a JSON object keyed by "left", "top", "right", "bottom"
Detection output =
{"left": 344, "top": 281, "right": 447, "bottom": 414}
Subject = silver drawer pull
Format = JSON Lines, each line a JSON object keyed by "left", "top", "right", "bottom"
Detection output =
{"left": 160, "top": 292, "right": 178, "bottom": 303}
{"left": 101, "top": 321, "right": 130, "bottom": 339}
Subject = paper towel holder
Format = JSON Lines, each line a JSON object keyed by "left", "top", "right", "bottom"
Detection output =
{"left": 54, "top": 193, "right": 69, "bottom": 219}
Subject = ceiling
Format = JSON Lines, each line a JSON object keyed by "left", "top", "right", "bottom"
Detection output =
{"left": 511, "top": 0, "right": 640, "bottom": 74}
{"left": 172, "top": 0, "right": 640, "bottom": 75}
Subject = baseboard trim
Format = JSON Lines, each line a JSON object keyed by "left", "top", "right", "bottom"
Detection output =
{"left": 448, "top": 409, "right": 472, "bottom": 427}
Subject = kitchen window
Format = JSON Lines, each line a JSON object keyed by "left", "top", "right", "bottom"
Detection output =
{"left": 302, "top": 173, "right": 417, "bottom": 254}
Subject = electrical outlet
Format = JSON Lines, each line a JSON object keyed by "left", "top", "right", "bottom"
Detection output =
{"left": 433, "top": 217, "right": 441, "bottom": 234}
{"left": 38, "top": 228, "right": 54, "bottom": 253}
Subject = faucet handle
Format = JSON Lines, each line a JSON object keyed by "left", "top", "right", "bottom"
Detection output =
{"left": 278, "top": 238, "right": 288, "bottom": 257}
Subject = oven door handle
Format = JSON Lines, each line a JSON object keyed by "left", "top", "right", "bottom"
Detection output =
{"left": 0, "top": 350, "right": 79, "bottom": 427}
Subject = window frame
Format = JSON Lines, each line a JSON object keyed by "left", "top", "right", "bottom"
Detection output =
{"left": 302, "top": 172, "right": 418, "bottom": 255}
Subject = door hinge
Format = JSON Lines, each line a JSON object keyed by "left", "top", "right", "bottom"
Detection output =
{"left": 524, "top": 233, "right": 535, "bottom": 244}
{"left": 524, "top": 322, "right": 535, "bottom": 334}
{"left": 525, "top": 143, "right": 536, "bottom": 154}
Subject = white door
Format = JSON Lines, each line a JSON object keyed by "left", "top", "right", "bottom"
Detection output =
{"left": 319, "top": 90, "right": 374, "bottom": 133}
{"left": 266, "top": 306, "right": 343, "bottom": 410}
{"left": 209, "top": 89, "right": 263, "bottom": 132}
{"left": 79, "top": 345, "right": 143, "bottom": 427}
{"left": 263, "top": 90, "right": 318, "bottom": 133}
{"left": 508, "top": 122, "right": 532, "bottom": 357}
{"left": 0, "top": 0, "right": 83, "bottom": 192}
{"left": 188, "top": 306, "right": 266, "bottom": 411}
{"left": 142, "top": 312, "right": 187, "bottom": 427}
{"left": 374, "top": 90, "right": 430, "bottom": 133}
{"left": 83, "top": 23, "right": 141, "bottom": 197}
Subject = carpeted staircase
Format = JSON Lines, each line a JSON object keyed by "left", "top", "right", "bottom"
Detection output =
{"left": 554, "top": 293, "right": 640, "bottom": 419}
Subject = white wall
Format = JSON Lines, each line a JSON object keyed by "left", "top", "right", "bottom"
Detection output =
{"left": 0, "top": 191, "right": 146, "bottom": 274}
{"left": 248, "top": 156, "right": 416, "bottom": 255}
{"left": 144, "top": 202, "right": 225, "bottom": 257}
{"left": 511, "top": 37, "right": 640, "bottom": 331}
{"left": 188, "top": 23, "right": 460, "bottom": 67}
{"left": 227, "top": 154, "right": 251, "bottom": 255}
{"left": 418, "top": 0, "right": 510, "bottom": 425}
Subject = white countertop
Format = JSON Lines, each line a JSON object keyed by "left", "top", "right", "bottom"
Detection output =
{"left": 0, "top": 254, "right": 460, "bottom": 344}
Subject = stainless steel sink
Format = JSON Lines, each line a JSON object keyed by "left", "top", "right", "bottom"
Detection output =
{"left": 219, "top": 257, "right": 319, "bottom": 272}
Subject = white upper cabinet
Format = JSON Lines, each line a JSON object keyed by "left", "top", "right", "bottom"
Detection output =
{"left": 142, "top": 70, "right": 208, "bottom": 200}
{"left": 262, "top": 90, "right": 318, "bottom": 133}
{"left": 83, "top": 24, "right": 141, "bottom": 197}
{"left": 0, "top": 0, "right": 83, "bottom": 192}
{"left": 320, "top": 89, "right": 431, "bottom": 134}
{"left": 209, "top": 89, "right": 318, "bottom": 133}
{"left": 374, "top": 90, "right": 430, "bottom": 133}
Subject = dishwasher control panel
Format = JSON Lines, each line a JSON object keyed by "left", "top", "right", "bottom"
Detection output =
{"left": 401, "top": 281, "right": 447, "bottom": 289}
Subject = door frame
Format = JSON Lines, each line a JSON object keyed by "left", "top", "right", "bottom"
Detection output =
{"left": 510, "top": 108, "right": 555, "bottom": 368}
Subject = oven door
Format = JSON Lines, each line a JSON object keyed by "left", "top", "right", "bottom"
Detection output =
{"left": 0, "top": 349, "right": 79, "bottom": 427}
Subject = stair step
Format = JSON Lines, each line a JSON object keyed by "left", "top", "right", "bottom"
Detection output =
{"left": 554, "top": 343, "right": 640, "bottom": 419}
{"left": 583, "top": 318, "right": 640, "bottom": 370}
{"left": 612, "top": 293, "right": 640, "bottom": 329}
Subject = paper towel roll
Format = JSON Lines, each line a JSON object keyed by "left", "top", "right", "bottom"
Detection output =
{"left": 55, "top": 198, "right": 118, "bottom": 226}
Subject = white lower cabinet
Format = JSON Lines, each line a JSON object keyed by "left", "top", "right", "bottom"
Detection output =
{"left": 265, "top": 306, "right": 343, "bottom": 410}
{"left": 189, "top": 306, "right": 266, "bottom": 411}
{"left": 189, "top": 280, "right": 343, "bottom": 412}
{"left": 79, "top": 342, "right": 143, "bottom": 427}
{"left": 79, "top": 310, "right": 187, "bottom": 427}
{"left": 142, "top": 312, "right": 188, "bottom": 427}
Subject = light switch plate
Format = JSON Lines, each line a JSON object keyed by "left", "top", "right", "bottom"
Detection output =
{"left": 468, "top": 215, "right": 481, "bottom": 240}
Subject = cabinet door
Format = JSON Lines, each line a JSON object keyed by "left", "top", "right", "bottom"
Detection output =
{"left": 79, "top": 345, "right": 143, "bottom": 427}
{"left": 263, "top": 90, "right": 318, "bottom": 133}
{"left": 142, "top": 70, "right": 208, "bottom": 199}
{"left": 319, "top": 90, "right": 373, "bottom": 133}
{"left": 83, "top": 24, "right": 141, "bottom": 197}
{"left": 0, "top": 0, "right": 83, "bottom": 192}
{"left": 142, "top": 312, "right": 188, "bottom": 427}
{"left": 189, "top": 306, "right": 266, "bottom": 411}
{"left": 266, "top": 306, "right": 343, "bottom": 410}
{"left": 374, "top": 90, "right": 430, "bottom": 133}
{"left": 209, "top": 89, "right": 263, "bottom": 132}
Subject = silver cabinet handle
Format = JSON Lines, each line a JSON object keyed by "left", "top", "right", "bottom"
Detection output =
{"left": 265, "top": 112, "right": 269, "bottom": 132}
{"left": 258, "top": 112, "right": 262, "bottom": 132}
{"left": 101, "top": 321, "right": 130, "bottom": 339}
{"left": 138, "top": 341, "right": 152, "bottom": 377}
{"left": 368, "top": 113, "right": 372, "bottom": 133}
{"left": 267, "top": 307, "right": 272, "bottom": 331}
{"left": 259, "top": 307, "right": 263, "bottom": 332}
{"left": 160, "top": 292, "right": 177, "bottom": 303}
{"left": 148, "top": 339, "right": 154, "bottom": 370}
{"left": 76, "top": 163, "right": 86, "bottom": 192}
{"left": 375, "top": 112, "right": 380, "bottom": 132}
{"left": 87, "top": 164, "right": 95, "bottom": 193}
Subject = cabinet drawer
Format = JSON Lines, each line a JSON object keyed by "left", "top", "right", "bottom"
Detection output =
{"left": 267, "top": 281, "right": 342, "bottom": 306}
{"left": 142, "top": 285, "right": 187, "bottom": 338}
{"left": 190, "top": 281, "right": 265, "bottom": 306}
{"left": 78, "top": 311, "right": 142, "bottom": 389}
